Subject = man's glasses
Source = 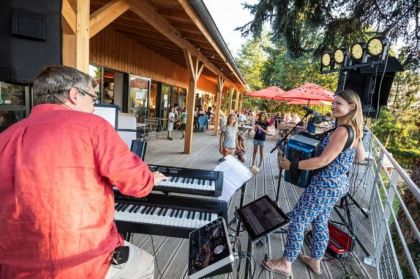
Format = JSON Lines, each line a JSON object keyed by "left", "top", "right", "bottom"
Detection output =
{"left": 76, "top": 88, "right": 98, "bottom": 103}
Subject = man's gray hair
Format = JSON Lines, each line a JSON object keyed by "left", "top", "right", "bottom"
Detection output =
{"left": 33, "top": 65, "right": 96, "bottom": 105}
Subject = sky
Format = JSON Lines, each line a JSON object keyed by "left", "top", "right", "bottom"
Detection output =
{"left": 203, "top": 0, "right": 406, "bottom": 58}
{"left": 203, "top": 0, "right": 258, "bottom": 58}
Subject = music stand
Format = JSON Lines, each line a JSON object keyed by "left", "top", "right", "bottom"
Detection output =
{"left": 236, "top": 195, "right": 290, "bottom": 279}
{"left": 270, "top": 111, "right": 311, "bottom": 203}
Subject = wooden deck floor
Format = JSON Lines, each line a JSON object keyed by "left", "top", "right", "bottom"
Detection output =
{"left": 129, "top": 129, "right": 377, "bottom": 279}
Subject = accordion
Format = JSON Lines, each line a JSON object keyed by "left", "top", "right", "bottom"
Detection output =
{"left": 284, "top": 134, "right": 321, "bottom": 188}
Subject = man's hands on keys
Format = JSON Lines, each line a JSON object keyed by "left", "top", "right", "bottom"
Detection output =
{"left": 153, "top": 171, "right": 168, "bottom": 185}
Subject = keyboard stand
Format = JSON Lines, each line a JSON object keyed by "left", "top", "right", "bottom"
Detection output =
{"left": 227, "top": 183, "right": 247, "bottom": 235}
{"left": 226, "top": 183, "right": 247, "bottom": 279}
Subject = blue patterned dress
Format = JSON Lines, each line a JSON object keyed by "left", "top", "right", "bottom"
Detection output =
{"left": 283, "top": 134, "right": 356, "bottom": 262}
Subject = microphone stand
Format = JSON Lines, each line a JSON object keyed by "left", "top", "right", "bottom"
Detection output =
{"left": 270, "top": 111, "right": 311, "bottom": 203}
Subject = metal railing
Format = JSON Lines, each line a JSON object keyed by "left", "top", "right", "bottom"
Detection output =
{"left": 362, "top": 129, "right": 419, "bottom": 279}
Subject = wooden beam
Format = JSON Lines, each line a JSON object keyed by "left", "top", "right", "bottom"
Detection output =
{"left": 76, "top": 0, "right": 90, "bottom": 73}
{"left": 62, "top": 31, "right": 76, "bottom": 67}
{"left": 238, "top": 92, "right": 244, "bottom": 113}
{"left": 183, "top": 50, "right": 203, "bottom": 154}
{"left": 177, "top": 0, "right": 246, "bottom": 90}
{"left": 126, "top": 0, "right": 233, "bottom": 85}
{"left": 228, "top": 88, "right": 234, "bottom": 113}
{"left": 89, "top": 0, "right": 130, "bottom": 38}
{"left": 214, "top": 76, "right": 225, "bottom": 135}
{"left": 62, "top": 0, "right": 76, "bottom": 34}
{"left": 234, "top": 89, "right": 240, "bottom": 112}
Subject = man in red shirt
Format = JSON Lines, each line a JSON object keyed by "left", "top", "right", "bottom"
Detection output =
{"left": 0, "top": 65, "right": 166, "bottom": 278}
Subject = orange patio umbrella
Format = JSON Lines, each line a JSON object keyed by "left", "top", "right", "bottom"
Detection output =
{"left": 286, "top": 99, "right": 332, "bottom": 105}
{"left": 247, "top": 86, "right": 287, "bottom": 100}
{"left": 273, "top": 83, "right": 334, "bottom": 102}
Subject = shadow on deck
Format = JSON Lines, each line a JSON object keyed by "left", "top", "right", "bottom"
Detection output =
{"left": 129, "top": 129, "right": 377, "bottom": 279}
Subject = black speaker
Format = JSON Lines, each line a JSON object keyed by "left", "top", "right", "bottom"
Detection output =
{"left": 337, "top": 57, "right": 404, "bottom": 117}
{"left": 0, "top": 0, "right": 62, "bottom": 84}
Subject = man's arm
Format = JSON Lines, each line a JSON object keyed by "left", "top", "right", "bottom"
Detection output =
{"left": 91, "top": 118, "right": 155, "bottom": 197}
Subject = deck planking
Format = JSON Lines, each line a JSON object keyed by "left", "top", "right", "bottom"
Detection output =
{"left": 127, "top": 129, "right": 376, "bottom": 278}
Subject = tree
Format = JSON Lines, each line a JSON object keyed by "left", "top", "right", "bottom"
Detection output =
{"left": 235, "top": 34, "right": 271, "bottom": 111}
{"left": 235, "top": 34, "right": 271, "bottom": 91}
{"left": 372, "top": 49, "right": 420, "bottom": 153}
{"left": 238, "top": 0, "right": 419, "bottom": 66}
{"left": 261, "top": 42, "right": 338, "bottom": 91}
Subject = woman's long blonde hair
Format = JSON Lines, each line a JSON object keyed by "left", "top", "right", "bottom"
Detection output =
{"left": 336, "top": 90, "right": 364, "bottom": 140}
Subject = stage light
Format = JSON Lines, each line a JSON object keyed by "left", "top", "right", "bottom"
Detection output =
{"left": 320, "top": 52, "right": 334, "bottom": 72}
{"left": 367, "top": 36, "right": 389, "bottom": 60}
{"left": 321, "top": 53, "right": 331, "bottom": 67}
{"left": 350, "top": 42, "right": 366, "bottom": 61}
{"left": 334, "top": 48, "right": 347, "bottom": 65}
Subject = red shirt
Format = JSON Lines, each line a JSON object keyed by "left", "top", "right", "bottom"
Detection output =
{"left": 0, "top": 104, "right": 154, "bottom": 278}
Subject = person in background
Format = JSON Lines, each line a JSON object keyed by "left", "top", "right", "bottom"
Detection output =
{"left": 103, "top": 81, "right": 113, "bottom": 104}
{"left": 272, "top": 113, "right": 281, "bottom": 130}
{"left": 0, "top": 65, "right": 167, "bottom": 279}
{"left": 205, "top": 107, "right": 213, "bottom": 130}
{"left": 197, "top": 105, "right": 206, "bottom": 117}
{"left": 219, "top": 113, "right": 239, "bottom": 159}
{"left": 238, "top": 110, "right": 247, "bottom": 123}
{"left": 173, "top": 103, "right": 179, "bottom": 118}
{"left": 263, "top": 90, "right": 365, "bottom": 277}
{"left": 247, "top": 110, "right": 256, "bottom": 137}
{"left": 251, "top": 111, "right": 269, "bottom": 170}
{"left": 167, "top": 106, "right": 175, "bottom": 140}
{"left": 0, "top": 111, "right": 18, "bottom": 133}
{"left": 235, "top": 132, "right": 246, "bottom": 162}
{"left": 180, "top": 107, "right": 187, "bottom": 139}
{"left": 290, "top": 113, "right": 301, "bottom": 125}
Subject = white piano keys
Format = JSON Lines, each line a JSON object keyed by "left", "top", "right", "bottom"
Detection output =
{"left": 114, "top": 202, "right": 218, "bottom": 229}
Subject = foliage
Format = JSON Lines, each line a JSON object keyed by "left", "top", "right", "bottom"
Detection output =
{"left": 235, "top": 33, "right": 271, "bottom": 91}
{"left": 261, "top": 42, "right": 338, "bottom": 91}
{"left": 371, "top": 48, "right": 420, "bottom": 157}
{"left": 235, "top": 33, "right": 337, "bottom": 115}
{"left": 238, "top": 0, "right": 419, "bottom": 66}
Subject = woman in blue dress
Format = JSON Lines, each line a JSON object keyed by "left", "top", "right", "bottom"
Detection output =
{"left": 263, "top": 90, "right": 366, "bottom": 276}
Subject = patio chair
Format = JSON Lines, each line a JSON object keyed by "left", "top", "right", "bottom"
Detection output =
{"left": 130, "top": 139, "right": 147, "bottom": 161}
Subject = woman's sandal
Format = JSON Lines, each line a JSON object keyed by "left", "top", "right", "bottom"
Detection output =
{"left": 262, "top": 260, "right": 292, "bottom": 278}
{"left": 298, "top": 255, "right": 322, "bottom": 275}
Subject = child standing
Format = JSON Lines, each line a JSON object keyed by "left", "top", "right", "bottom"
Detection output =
{"left": 235, "top": 132, "right": 246, "bottom": 162}
{"left": 252, "top": 111, "right": 269, "bottom": 169}
{"left": 167, "top": 106, "right": 175, "bottom": 140}
{"left": 219, "top": 113, "right": 238, "bottom": 158}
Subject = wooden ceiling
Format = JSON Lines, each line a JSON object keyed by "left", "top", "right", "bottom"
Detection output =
{"left": 89, "top": 0, "right": 244, "bottom": 88}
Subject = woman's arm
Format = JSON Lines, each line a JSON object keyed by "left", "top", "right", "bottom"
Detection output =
{"left": 280, "top": 127, "right": 349, "bottom": 170}
{"left": 354, "top": 140, "right": 365, "bottom": 163}
{"left": 256, "top": 124, "right": 269, "bottom": 133}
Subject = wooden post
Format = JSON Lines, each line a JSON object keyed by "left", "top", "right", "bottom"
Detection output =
{"left": 184, "top": 50, "right": 204, "bottom": 154}
{"left": 238, "top": 92, "right": 244, "bottom": 113}
{"left": 234, "top": 88, "right": 240, "bottom": 112}
{"left": 76, "top": 0, "right": 90, "bottom": 73}
{"left": 62, "top": 0, "right": 76, "bottom": 67}
{"left": 214, "top": 76, "right": 224, "bottom": 135}
{"left": 62, "top": 0, "right": 89, "bottom": 73}
{"left": 228, "top": 88, "right": 233, "bottom": 113}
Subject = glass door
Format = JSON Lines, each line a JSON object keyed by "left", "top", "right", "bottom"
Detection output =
{"left": 128, "top": 75, "right": 150, "bottom": 122}
{"left": 0, "top": 81, "right": 30, "bottom": 132}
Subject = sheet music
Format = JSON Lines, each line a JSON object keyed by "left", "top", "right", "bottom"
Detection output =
{"left": 214, "top": 155, "right": 254, "bottom": 202}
